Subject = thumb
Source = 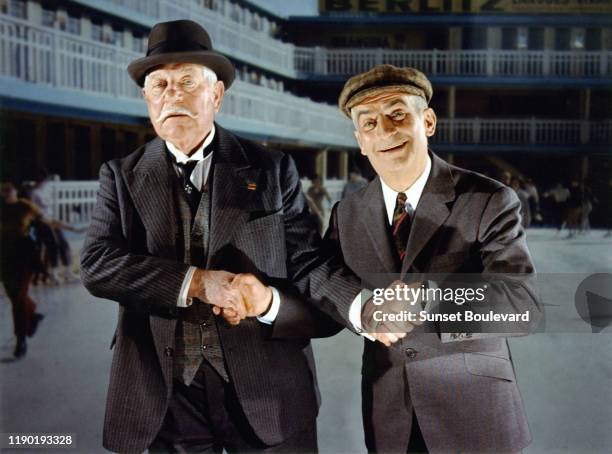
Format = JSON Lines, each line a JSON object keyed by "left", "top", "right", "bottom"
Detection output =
{"left": 212, "top": 306, "right": 221, "bottom": 315}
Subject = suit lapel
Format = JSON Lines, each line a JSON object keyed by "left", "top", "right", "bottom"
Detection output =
{"left": 125, "top": 137, "right": 178, "bottom": 259}
{"left": 401, "top": 153, "right": 456, "bottom": 274}
{"left": 362, "top": 177, "right": 398, "bottom": 274}
{"left": 207, "top": 125, "right": 260, "bottom": 267}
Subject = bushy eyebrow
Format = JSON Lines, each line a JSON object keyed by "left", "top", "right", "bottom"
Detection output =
{"left": 355, "top": 99, "right": 409, "bottom": 120}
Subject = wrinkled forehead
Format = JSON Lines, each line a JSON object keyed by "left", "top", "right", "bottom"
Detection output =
{"left": 352, "top": 92, "right": 413, "bottom": 117}
{"left": 146, "top": 63, "right": 204, "bottom": 80}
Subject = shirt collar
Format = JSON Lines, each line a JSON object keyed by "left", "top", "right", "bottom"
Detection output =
{"left": 380, "top": 155, "right": 432, "bottom": 225}
{"left": 165, "top": 124, "right": 216, "bottom": 164}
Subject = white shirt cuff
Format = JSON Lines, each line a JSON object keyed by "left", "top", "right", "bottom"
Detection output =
{"left": 349, "top": 290, "right": 375, "bottom": 341}
{"left": 257, "top": 286, "right": 281, "bottom": 325}
{"left": 177, "top": 266, "right": 197, "bottom": 307}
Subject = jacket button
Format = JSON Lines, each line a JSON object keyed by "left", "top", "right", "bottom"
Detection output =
{"left": 164, "top": 347, "right": 174, "bottom": 357}
{"left": 405, "top": 348, "right": 418, "bottom": 359}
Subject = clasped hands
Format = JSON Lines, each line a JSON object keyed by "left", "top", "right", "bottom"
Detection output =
{"left": 189, "top": 272, "right": 423, "bottom": 347}
{"left": 188, "top": 269, "right": 272, "bottom": 325}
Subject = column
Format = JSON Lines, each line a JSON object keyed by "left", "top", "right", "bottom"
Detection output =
{"left": 315, "top": 149, "right": 328, "bottom": 180}
{"left": 447, "top": 85, "right": 456, "bottom": 144}
{"left": 339, "top": 150, "right": 349, "bottom": 180}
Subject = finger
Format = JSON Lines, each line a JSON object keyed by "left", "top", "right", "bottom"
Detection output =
{"left": 212, "top": 306, "right": 221, "bottom": 315}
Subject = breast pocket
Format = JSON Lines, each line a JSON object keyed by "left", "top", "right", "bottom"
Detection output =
{"left": 232, "top": 214, "right": 287, "bottom": 277}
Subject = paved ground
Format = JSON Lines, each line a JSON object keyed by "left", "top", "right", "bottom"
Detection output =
{"left": 1, "top": 228, "right": 611, "bottom": 453}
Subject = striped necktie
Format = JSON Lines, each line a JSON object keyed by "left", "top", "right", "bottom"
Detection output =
{"left": 392, "top": 192, "right": 414, "bottom": 261}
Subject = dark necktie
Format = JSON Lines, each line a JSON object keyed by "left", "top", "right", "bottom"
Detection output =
{"left": 176, "top": 161, "right": 200, "bottom": 211}
{"left": 392, "top": 192, "right": 414, "bottom": 261}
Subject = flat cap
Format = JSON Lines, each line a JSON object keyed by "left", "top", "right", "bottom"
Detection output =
{"left": 338, "top": 64, "right": 433, "bottom": 118}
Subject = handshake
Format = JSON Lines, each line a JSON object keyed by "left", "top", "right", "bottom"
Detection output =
{"left": 188, "top": 269, "right": 272, "bottom": 325}
{"left": 187, "top": 271, "right": 425, "bottom": 348}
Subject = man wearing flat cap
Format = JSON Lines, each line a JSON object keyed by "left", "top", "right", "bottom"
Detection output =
{"left": 321, "top": 64, "right": 540, "bottom": 453}
{"left": 80, "top": 19, "right": 373, "bottom": 454}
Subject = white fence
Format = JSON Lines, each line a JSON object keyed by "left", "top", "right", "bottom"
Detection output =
{"left": 48, "top": 179, "right": 346, "bottom": 225}
{"left": 296, "top": 48, "right": 612, "bottom": 78}
{"left": 93, "top": 0, "right": 296, "bottom": 77}
{"left": 434, "top": 119, "right": 612, "bottom": 145}
{"left": 46, "top": 181, "right": 100, "bottom": 224}
{"left": 0, "top": 14, "right": 353, "bottom": 146}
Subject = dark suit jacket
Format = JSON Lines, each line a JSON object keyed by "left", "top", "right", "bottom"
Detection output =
{"left": 80, "top": 125, "right": 360, "bottom": 454}
{"left": 324, "top": 152, "right": 542, "bottom": 454}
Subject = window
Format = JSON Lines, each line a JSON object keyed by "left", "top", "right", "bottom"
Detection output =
{"left": 571, "top": 28, "right": 585, "bottom": 49}
{"left": 91, "top": 23, "right": 102, "bottom": 42}
{"left": 9, "top": 0, "right": 26, "bottom": 19}
{"left": 112, "top": 28, "right": 123, "bottom": 46}
{"left": 67, "top": 15, "right": 80, "bottom": 35}
{"left": 42, "top": 8, "right": 56, "bottom": 27}
{"left": 516, "top": 28, "right": 528, "bottom": 50}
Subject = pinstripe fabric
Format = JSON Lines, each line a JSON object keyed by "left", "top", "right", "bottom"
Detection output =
{"left": 80, "top": 125, "right": 360, "bottom": 454}
{"left": 173, "top": 170, "right": 229, "bottom": 385}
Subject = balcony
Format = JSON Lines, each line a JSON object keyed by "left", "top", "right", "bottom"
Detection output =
{"left": 295, "top": 48, "right": 612, "bottom": 81}
{"left": 0, "top": 14, "right": 353, "bottom": 147}
{"left": 1, "top": 14, "right": 610, "bottom": 150}
{"left": 75, "top": 0, "right": 297, "bottom": 78}
{"left": 38, "top": 1, "right": 612, "bottom": 82}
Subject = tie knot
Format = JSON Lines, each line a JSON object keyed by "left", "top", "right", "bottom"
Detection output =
{"left": 396, "top": 192, "right": 407, "bottom": 207}
{"left": 177, "top": 161, "right": 198, "bottom": 179}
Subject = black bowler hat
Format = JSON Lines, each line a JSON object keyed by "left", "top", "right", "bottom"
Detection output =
{"left": 127, "top": 19, "right": 235, "bottom": 88}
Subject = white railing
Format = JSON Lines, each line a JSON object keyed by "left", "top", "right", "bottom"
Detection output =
{"left": 434, "top": 118, "right": 611, "bottom": 145}
{"left": 46, "top": 181, "right": 100, "bottom": 224}
{"left": 294, "top": 48, "right": 612, "bottom": 78}
{"left": 0, "top": 14, "right": 352, "bottom": 145}
{"left": 101, "top": 0, "right": 296, "bottom": 77}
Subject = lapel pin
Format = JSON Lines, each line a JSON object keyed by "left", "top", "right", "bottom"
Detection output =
{"left": 247, "top": 182, "right": 257, "bottom": 191}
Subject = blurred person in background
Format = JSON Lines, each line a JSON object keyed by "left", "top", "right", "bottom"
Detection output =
{"left": 543, "top": 182, "right": 570, "bottom": 232}
{"left": 30, "top": 170, "right": 83, "bottom": 284}
{"left": 511, "top": 177, "right": 532, "bottom": 228}
{"left": 341, "top": 166, "right": 368, "bottom": 198}
{"left": 1, "top": 182, "right": 46, "bottom": 358}
{"left": 524, "top": 178, "right": 542, "bottom": 224}
{"left": 307, "top": 174, "right": 331, "bottom": 233}
{"left": 565, "top": 179, "right": 583, "bottom": 238}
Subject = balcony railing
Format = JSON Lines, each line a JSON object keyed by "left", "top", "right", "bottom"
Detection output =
{"left": 295, "top": 47, "right": 612, "bottom": 78}
{"left": 93, "top": 0, "right": 296, "bottom": 77}
{"left": 1, "top": 15, "right": 610, "bottom": 149}
{"left": 434, "top": 119, "right": 612, "bottom": 146}
{"left": 0, "top": 14, "right": 353, "bottom": 146}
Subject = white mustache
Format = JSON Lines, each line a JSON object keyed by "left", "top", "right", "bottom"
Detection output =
{"left": 157, "top": 107, "right": 198, "bottom": 122}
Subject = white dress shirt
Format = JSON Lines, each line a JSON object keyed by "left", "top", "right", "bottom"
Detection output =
{"left": 348, "top": 156, "right": 432, "bottom": 338}
{"left": 170, "top": 125, "right": 280, "bottom": 324}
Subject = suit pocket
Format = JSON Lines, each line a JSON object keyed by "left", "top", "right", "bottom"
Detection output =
{"left": 464, "top": 352, "right": 515, "bottom": 382}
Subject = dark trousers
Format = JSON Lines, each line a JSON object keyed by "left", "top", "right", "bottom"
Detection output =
{"left": 2, "top": 259, "right": 37, "bottom": 339}
{"left": 150, "top": 361, "right": 318, "bottom": 454}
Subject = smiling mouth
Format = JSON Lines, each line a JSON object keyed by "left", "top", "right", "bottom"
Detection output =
{"left": 378, "top": 141, "right": 408, "bottom": 153}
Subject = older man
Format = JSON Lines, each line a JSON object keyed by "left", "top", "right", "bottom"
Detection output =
{"left": 80, "top": 20, "right": 365, "bottom": 454}
{"left": 313, "top": 65, "right": 540, "bottom": 453}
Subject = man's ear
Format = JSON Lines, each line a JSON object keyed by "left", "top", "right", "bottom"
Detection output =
{"left": 354, "top": 130, "right": 367, "bottom": 156}
{"left": 212, "top": 81, "right": 225, "bottom": 113}
{"left": 423, "top": 107, "right": 437, "bottom": 137}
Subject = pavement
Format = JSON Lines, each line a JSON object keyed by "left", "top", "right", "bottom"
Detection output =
{"left": 1, "top": 228, "right": 611, "bottom": 453}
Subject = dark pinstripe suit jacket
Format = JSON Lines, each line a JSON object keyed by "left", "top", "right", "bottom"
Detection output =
{"left": 325, "top": 152, "right": 542, "bottom": 454}
{"left": 80, "top": 125, "right": 360, "bottom": 454}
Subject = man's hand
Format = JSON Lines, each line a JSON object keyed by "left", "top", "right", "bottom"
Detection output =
{"left": 362, "top": 280, "right": 425, "bottom": 347}
{"left": 212, "top": 273, "right": 273, "bottom": 325}
{"left": 188, "top": 269, "right": 245, "bottom": 317}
